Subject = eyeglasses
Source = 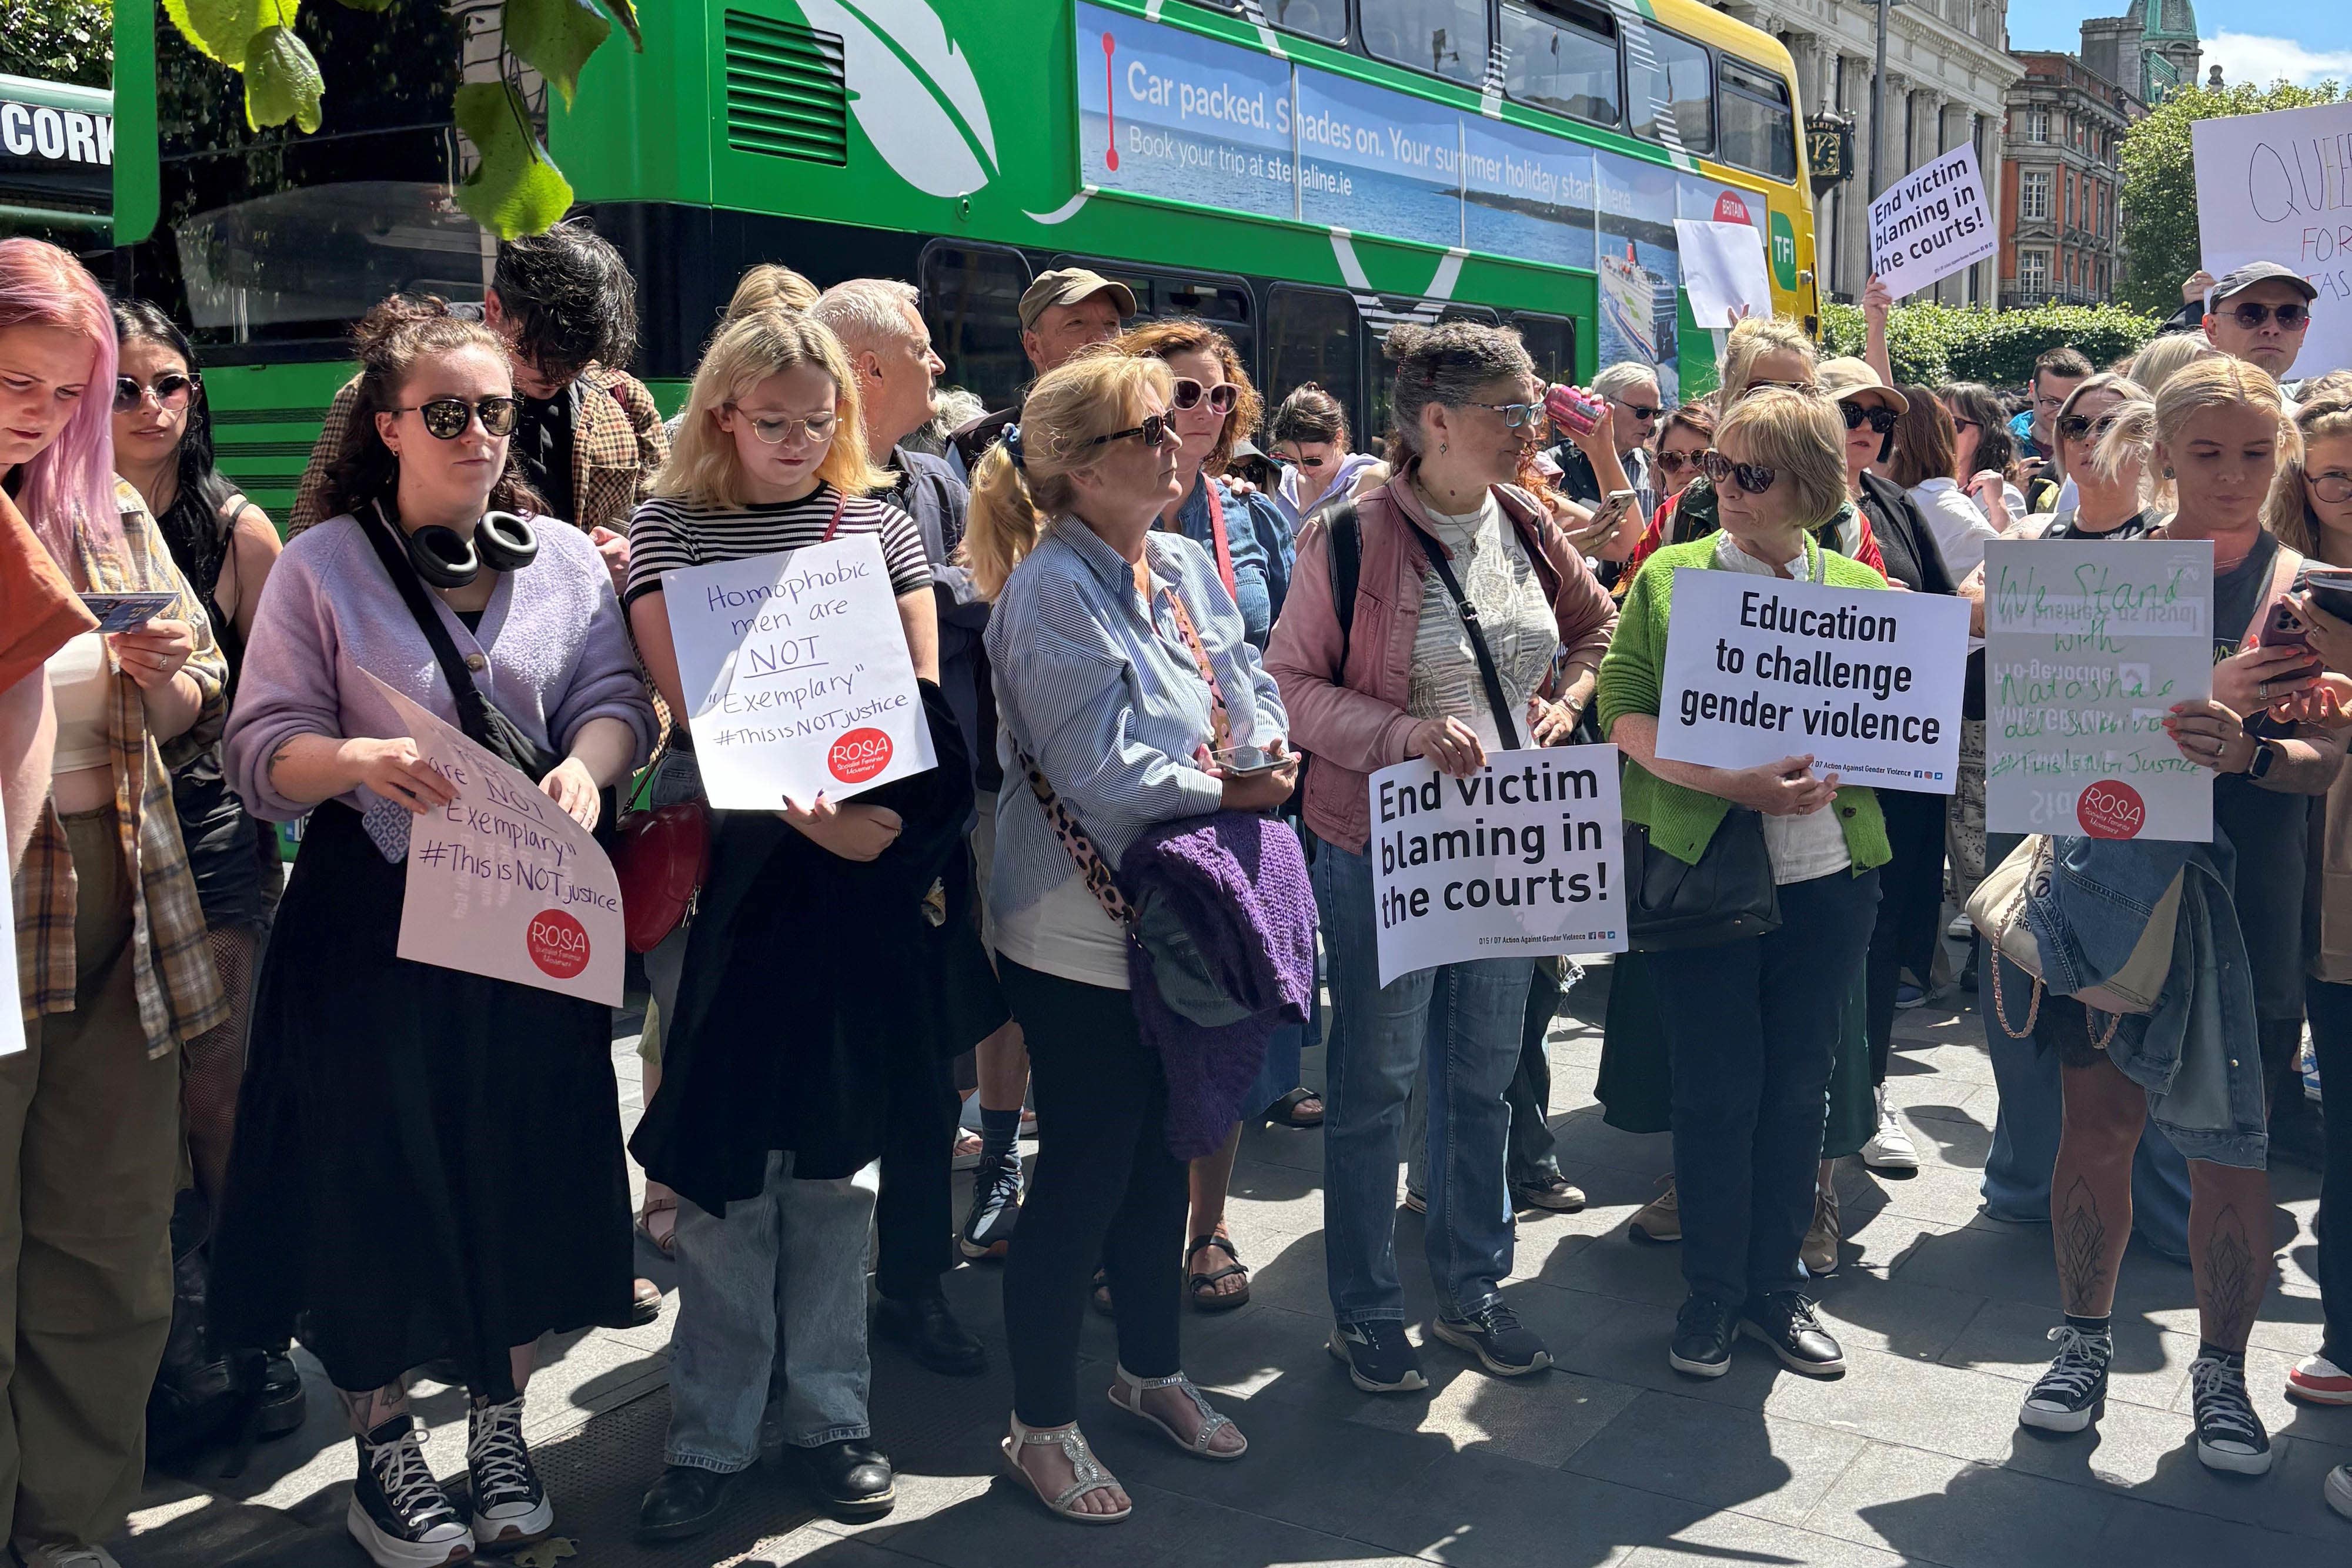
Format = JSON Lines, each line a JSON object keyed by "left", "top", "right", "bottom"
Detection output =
{"left": 727, "top": 407, "right": 838, "bottom": 445}
{"left": 1620, "top": 403, "right": 1662, "bottom": 422}
{"left": 114, "top": 373, "right": 195, "bottom": 413}
{"left": 1081, "top": 413, "right": 1178, "bottom": 450}
{"left": 2313, "top": 473, "right": 2352, "bottom": 504}
{"left": 397, "top": 396, "right": 521, "bottom": 439}
{"left": 1655, "top": 448, "right": 1702, "bottom": 474}
{"left": 1170, "top": 377, "right": 1240, "bottom": 416}
{"left": 1464, "top": 399, "right": 1546, "bottom": 430}
{"left": 1700, "top": 450, "right": 1777, "bottom": 494}
{"left": 1840, "top": 403, "right": 1899, "bottom": 435}
{"left": 2225, "top": 300, "right": 2311, "bottom": 332}
{"left": 2054, "top": 413, "right": 2121, "bottom": 443}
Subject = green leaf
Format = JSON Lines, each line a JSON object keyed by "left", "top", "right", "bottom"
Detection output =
{"left": 453, "top": 81, "right": 575, "bottom": 240}
{"left": 162, "top": 0, "right": 279, "bottom": 65}
{"left": 245, "top": 23, "right": 324, "bottom": 131}
{"left": 503, "top": 0, "right": 610, "bottom": 108}
{"left": 592, "top": 0, "right": 643, "bottom": 51}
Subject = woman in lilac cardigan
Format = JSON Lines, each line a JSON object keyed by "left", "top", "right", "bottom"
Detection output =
{"left": 212, "top": 300, "right": 654, "bottom": 1568}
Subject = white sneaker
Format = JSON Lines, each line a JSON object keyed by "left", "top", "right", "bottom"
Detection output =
{"left": 14, "top": 1545, "right": 123, "bottom": 1568}
{"left": 1860, "top": 1087, "right": 1919, "bottom": 1172}
{"left": 2327, "top": 1463, "right": 2352, "bottom": 1521}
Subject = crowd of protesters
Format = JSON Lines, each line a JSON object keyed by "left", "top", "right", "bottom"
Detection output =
{"left": 6, "top": 220, "right": 2352, "bottom": 1566}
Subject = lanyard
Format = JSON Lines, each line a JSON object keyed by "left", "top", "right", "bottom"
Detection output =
{"left": 1198, "top": 480, "right": 1241, "bottom": 604}
{"left": 1159, "top": 584, "right": 1234, "bottom": 751}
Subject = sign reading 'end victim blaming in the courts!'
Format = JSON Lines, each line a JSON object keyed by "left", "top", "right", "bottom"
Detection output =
{"left": 1656, "top": 569, "right": 1969, "bottom": 794}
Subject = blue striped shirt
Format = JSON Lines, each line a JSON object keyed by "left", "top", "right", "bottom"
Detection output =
{"left": 986, "top": 516, "right": 1288, "bottom": 924}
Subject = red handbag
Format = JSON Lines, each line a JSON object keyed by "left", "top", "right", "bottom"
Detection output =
{"left": 614, "top": 738, "right": 710, "bottom": 953}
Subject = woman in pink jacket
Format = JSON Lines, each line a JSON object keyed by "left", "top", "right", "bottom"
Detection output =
{"left": 1265, "top": 322, "right": 1616, "bottom": 1395}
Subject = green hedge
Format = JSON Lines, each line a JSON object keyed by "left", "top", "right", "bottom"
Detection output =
{"left": 1817, "top": 300, "right": 2164, "bottom": 389}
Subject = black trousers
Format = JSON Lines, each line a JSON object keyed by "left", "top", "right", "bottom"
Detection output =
{"left": 1507, "top": 957, "right": 1566, "bottom": 1183}
{"left": 1865, "top": 788, "right": 1947, "bottom": 1084}
{"left": 998, "top": 958, "right": 1188, "bottom": 1427}
{"left": 2306, "top": 978, "right": 2352, "bottom": 1366}
{"left": 874, "top": 1052, "right": 958, "bottom": 1302}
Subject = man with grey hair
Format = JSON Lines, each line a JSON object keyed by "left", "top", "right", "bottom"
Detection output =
{"left": 1543, "top": 360, "right": 1659, "bottom": 549}
{"left": 809, "top": 277, "right": 999, "bottom": 1382}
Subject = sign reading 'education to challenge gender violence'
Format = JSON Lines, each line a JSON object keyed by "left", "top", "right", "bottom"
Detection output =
{"left": 380, "top": 677, "right": 626, "bottom": 1007}
{"left": 662, "top": 534, "right": 937, "bottom": 810}
{"left": 1984, "top": 539, "right": 2215, "bottom": 843}
{"left": 1368, "top": 746, "right": 1628, "bottom": 988}
{"left": 1867, "top": 142, "right": 1998, "bottom": 300}
{"left": 2193, "top": 100, "right": 2352, "bottom": 387}
{"left": 1655, "top": 570, "right": 1969, "bottom": 793}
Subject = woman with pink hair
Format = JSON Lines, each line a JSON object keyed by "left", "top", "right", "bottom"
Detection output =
{"left": 1, "top": 237, "right": 228, "bottom": 1568}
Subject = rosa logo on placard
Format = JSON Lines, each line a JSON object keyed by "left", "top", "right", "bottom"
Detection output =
{"left": 828, "top": 727, "right": 894, "bottom": 784}
{"left": 2077, "top": 780, "right": 2146, "bottom": 840}
{"left": 526, "top": 910, "right": 590, "bottom": 979}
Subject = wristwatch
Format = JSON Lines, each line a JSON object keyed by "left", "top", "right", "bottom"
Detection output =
{"left": 2247, "top": 738, "right": 2280, "bottom": 781}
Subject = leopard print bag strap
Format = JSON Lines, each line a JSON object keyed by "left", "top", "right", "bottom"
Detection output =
{"left": 1014, "top": 738, "right": 1136, "bottom": 930}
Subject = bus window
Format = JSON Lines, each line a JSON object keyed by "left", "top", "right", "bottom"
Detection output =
{"left": 1499, "top": 0, "right": 1621, "bottom": 126}
{"left": 1362, "top": 0, "right": 1488, "bottom": 86}
{"left": 920, "top": 244, "right": 1031, "bottom": 414}
{"left": 1507, "top": 312, "right": 1576, "bottom": 392}
{"left": 1266, "top": 286, "right": 1361, "bottom": 436}
{"left": 1438, "top": 304, "right": 1499, "bottom": 326}
{"left": 1155, "top": 278, "right": 1256, "bottom": 369}
{"left": 1266, "top": 0, "right": 1349, "bottom": 42}
{"left": 1626, "top": 27, "right": 1713, "bottom": 155}
{"left": 1719, "top": 58, "right": 1798, "bottom": 182}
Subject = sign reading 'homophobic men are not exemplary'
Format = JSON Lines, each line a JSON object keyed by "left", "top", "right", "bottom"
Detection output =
{"left": 1368, "top": 747, "right": 1628, "bottom": 988}
{"left": 1655, "top": 569, "right": 1969, "bottom": 793}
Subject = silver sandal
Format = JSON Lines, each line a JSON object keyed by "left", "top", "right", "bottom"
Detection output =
{"left": 1107, "top": 1366, "right": 1248, "bottom": 1461}
{"left": 999, "top": 1417, "right": 1131, "bottom": 1523}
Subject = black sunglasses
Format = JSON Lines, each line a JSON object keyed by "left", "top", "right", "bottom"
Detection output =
{"left": 397, "top": 396, "right": 522, "bottom": 439}
{"left": 1619, "top": 403, "right": 1662, "bottom": 421}
{"left": 1082, "top": 413, "right": 1178, "bottom": 451}
{"left": 114, "top": 372, "right": 195, "bottom": 413}
{"left": 2226, "top": 300, "right": 2310, "bottom": 331}
{"left": 1700, "top": 450, "right": 1776, "bottom": 494}
{"left": 1170, "top": 377, "right": 1239, "bottom": 415}
{"left": 2055, "top": 412, "right": 2120, "bottom": 443}
{"left": 1840, "top": 403, "right": 1899, "bottom": 435}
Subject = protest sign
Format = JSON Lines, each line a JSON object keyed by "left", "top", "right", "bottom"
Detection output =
{"left": 1984, "top": 539, "right": 2214, "bottom": 842}
{"left": 1368, "top": 745, "right": 1627, "bottom": 988}
{"left": 1867, "top": 142, "right": 1997, "bottom": 299}
{"left": 2193, "top": 101, "right": 2352, "bottom": 382}
{"left": 377, "top": 677, "right": 626, "bottom": 1007}
{"left": 1654, "top": 569, "right": 1968, "bottom": 793}
{"left": 661, "top": 533, "right": 937, "bottom": 810}
{"left": 1674, "top": 219, "right": 1775, "bottom": 329}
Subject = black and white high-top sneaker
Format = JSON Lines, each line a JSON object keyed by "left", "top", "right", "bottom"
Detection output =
{"left": 2018, "top": 1325, "right": 2112, "bottom": 1434}
{"left": 347, "top": 1416, "right": 473, "bottom": 1568}
{"left": 960, "top": 1151, "right": 1023, "bottom": 1260}
{"left": 466, "top": 1395, "right": 554, "bottom": 1546}
{"left": 2189, "top": 1353, "right": 2273, "bottom": 1475}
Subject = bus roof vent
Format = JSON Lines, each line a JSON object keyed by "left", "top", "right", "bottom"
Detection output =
{"left": 723, "top": 10, "right": 848, "bottom": 165}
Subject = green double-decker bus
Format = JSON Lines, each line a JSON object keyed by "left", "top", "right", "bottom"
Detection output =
{"left": 112, "top": 0, "right": 1819, "bottom": 519}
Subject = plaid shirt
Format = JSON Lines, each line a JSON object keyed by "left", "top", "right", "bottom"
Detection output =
{"left": 15, "top": 483, "right": 229, "bottom": 1053}
{"left": 288, "top": 363, "right": 669, "bottom": 536}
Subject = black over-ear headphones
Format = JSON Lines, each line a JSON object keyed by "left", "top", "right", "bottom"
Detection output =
{"left": 383, "top": 502, "right": 540, "bottom": 589}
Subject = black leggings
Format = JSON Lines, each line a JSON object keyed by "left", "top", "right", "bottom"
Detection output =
{"left": 999, "top": 957, "right": 1189, "bottom": 1427}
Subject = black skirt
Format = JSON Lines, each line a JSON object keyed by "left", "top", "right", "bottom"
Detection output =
{"left": 211, "top": 801, "right": 634, "bottom": 1400}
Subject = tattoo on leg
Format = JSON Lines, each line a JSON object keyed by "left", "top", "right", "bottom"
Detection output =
{"left": 2055, "top": 1176, "right": 2110, "bottom": 1315}
{"left": 337, "top": 1381, "right": 410, "bottom": 1437}
{"left": 2197, "top": 1205, "right": 2259, "bottom": 1353}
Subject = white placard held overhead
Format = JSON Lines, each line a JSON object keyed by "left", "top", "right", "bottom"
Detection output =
{"left": 660, "top": 533, "right": 937, "bottom": 810}
{"left": 1655, "top": 568, "right": 1969, "bottom": 794}
{"left": 2193, "top": 101, "right": 2352, "bottom": 382}
{"left": 1867, "top": 142, "right": 1999, "bottom": 300}
{"left": 1983, "top": 539, "right": 2215, "bottom": 843}
{"left": 1673, "top": 219, "right": 1776, "bottom": 329}
{"left": 1368, "top": 747, "right": 1628, "bottom": 988}
{"left": 378, "top": 676, "right": 626, "bottom": 1007}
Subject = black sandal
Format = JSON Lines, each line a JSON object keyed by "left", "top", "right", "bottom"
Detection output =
{"left": 1185, "top": 1235, "right": 1251, "bottom": 1312}
{"left": 1262, "top": 1087, "right": 1325, "bottom": 1129}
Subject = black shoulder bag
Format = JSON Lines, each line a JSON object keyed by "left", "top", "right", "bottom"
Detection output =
{"left": 1398, "top": 514, "right": 1524, "bottom": 753}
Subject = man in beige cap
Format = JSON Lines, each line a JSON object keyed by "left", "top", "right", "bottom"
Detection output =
{"left": 949, "top": 267, "right": 1137, "bottom": 475}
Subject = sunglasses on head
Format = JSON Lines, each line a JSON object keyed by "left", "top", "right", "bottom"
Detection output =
{"left": 1083, "top": 413, "right": 1178, "bottom": 451}
{"left": 2225, "top": 300, "right": 2310, "bottom": 331}
{"left": 1840, "top": 402, "right": 1899, "bottom": 435}
{"left": 114, "top": 373, "right": 195, "bottom": 413}
{"left": 1700, "top": 450, "right": 1776, "bottom": 494}
{"left": 2054, "top": 412, "right": 2120, "bottom": 443}
{"left": 398, "top": 396, "right": 521, "bottom": 440}
{"left": 1748, "top": 378, "right": 1819, "bottom": 394}
{"left": 1170, "top": 377, "right": 1239, "bottom": 415}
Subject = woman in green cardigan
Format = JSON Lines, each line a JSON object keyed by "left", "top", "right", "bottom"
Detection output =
{"left": 1596, "top": 387, "right": 1890, "bottom": 1383}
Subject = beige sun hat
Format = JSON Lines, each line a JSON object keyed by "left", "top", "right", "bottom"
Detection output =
{"left": 1815, "top": 356, "right": 1909, "bottom": 414}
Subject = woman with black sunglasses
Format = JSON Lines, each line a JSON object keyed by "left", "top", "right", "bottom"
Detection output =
{"left": 213, "top": 297, "right": 656, "bottom": 1567}
{"left": 1598, "top": 386, "right": 1889, "bottom": 1381}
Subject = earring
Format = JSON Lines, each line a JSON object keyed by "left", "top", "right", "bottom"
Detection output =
{"left": 1439, "top": 441, "right": 1448, "bottom": 454}
{"left": 2164, "top": 465, "right": 2175, "bottom": 477}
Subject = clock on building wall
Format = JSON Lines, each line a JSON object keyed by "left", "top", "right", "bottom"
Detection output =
{"left": 1806, "top": 113, "right": 1854, "bottom": 192}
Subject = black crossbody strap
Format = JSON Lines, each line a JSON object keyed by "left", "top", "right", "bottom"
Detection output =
{"left": 1404, "top": 515, "right": 1524, "bottom": 753}
{"left": 359, "top": 501, "right": 509, "bottom": 755}
{"left": 1328, "top": 498, "right": 1361, "bottom": 671}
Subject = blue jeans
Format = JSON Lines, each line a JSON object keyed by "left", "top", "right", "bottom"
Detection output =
{"left": 1314, "top": 835, "right": 1531, "bottom": 1325}
{"left": 1977, "top": 832, "right": 2192, "bottom": 1258}
{"left": 664, "top": 1151, "right": 876, "bottom": 1472}
{"left": 1651, "top": 868, "right": 1879, "bottom": 1308}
